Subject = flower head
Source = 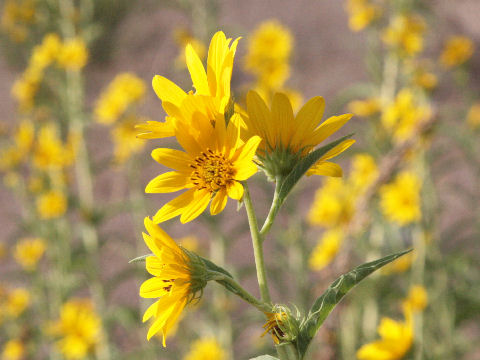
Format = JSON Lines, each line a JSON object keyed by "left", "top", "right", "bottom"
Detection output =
{"left": 2, "top": 339, "right": 24, "bottom": 360}
{"left": 440, "top": 35, "right": 474, "bottom": 68}
{"left": 48, "top": 299, "right": 101, "bottom": 360}
{"left": 147, "top": 99, "right": 261, "bottom": 224}
{"left": 403, "top": 285, "right": 428, "bottom": 312}
{"left": 57, "top": 38, "right": 89, "bottom": 71}
{"left": 5, "top": 288, "right": 30, "bottom": 317}
{"left": 380, "top": 171, "right": 422, "bottom": 226}
{"left": 36, "top": 190, "right": 67, "bottom": 219}
{"left": 309, "top": 228, "right": 344, "bottom": 271}
{"left": 14, "top": 237, "right": 46, "bottom": 271}
{"left": 382, "top": 14, "right": 425, "bottom": 56}
{"left": 140, "top": 218, "right": 208, "bottom": 345}
{"left": 345, "top": 0, "right": 381, "bottom": 32}
{"left": 183, "top": 337, "right": 226, "bottom": 360}
{"left": 137, "top": 31, "right": 239, "bottom": 140}
{"left": 243, "top": 91, "right": 354, "bottom": 179}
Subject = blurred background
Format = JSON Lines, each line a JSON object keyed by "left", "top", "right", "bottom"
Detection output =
{"left": 0, "top": 0, "right": 479, "bottom": 359}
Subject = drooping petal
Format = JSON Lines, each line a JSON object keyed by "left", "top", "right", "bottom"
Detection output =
{"left": 152, "top": 189, "right": 197, "bottom": 223}
{"left": 179, "top": 189, "right": 211, "bottom": 223}
{"left": 307, "top": 162, "right": 343, "bottom": 177}
{"left": 210, "top": 189, "right": 228, "bottom": 215}
{"left": 227, "top": 181, "right": 244, "bottom": 200}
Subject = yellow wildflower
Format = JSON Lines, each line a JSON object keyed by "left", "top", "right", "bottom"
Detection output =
{"left": 183, "top": 337, "right": 226, "bottom": 360}
{"left": 95, "top": 73, "right": 146, "bottom": 124}
{"left": 309, "top": 228, "right": 343, "bottom": 271}
{"left": 36, "top": 190, "right": 67, "bottom": 219}
{"left": 32, "top": 124, "right": 75, "bottom": 170}
{"left": 148, "top": 100, "right": 261, "bottom": 224}
{"left": 5, "top": 288, "right": 30, "bottom": 317}
{"left": 11, "top": 69, "right": 41, "bottom": 110}
{"left": 174, "top": 28, "right": 207, "bottom": 68}
{"left": 138, "top": 31, "right": 239, "bottom": 140}
{"left": 13, "top": 120, "right": 34, "bottom": 155}
{"left": 243, "top": 91, "right": 354, "bottom": 179}
{"left": 382, "top": 14, "right": 425, "bottom": 56}
{"left": 2, "top": 339, "right": 24, "bottom": 360}
{"left": 345, "top": 0, "right": 381, "bottom": 32}
{"left": 14, "top": 237, "right": 46, "bottom": 271}
{"left": 380, "top": 171, "right": 422, "bottom": 226}
{"left": 467, "top": 103, "right": 480, "bottom": 129}
{"left": 381, "top": 88, "right": 431, "bottom": 142}
{"left": 49, "top": 299, "right": 101, "bottom": 360}
{"left": 308, "top": 178, "right": 355, "bottom": 228}
{"left": 440, "top": 35, "right": 474, "bottom": 68}
{"left": 403, "top": 285, "right": 428, "bottom": 312}
{"left": 349, "top": 153, "right": 378, "bottom": 191}
{"left": 245, "top": 20, "right": 293, "bottom": 89}
{"left": 31, "top": 33, "right": 62, "bottom": 71}
{"left": 111, "top": 117, "right": 146, "bottom": 163}
{"left": 140, "top": 218, "right": 207, "bottom": 345}
{"left": 348, "top": 98, "right": 381, "bottom": 117}
{"left": 357, "top": 310, "right": 413, "bottom": 360}
{"left": 57, "top": 38, "right": 89, "bottom": 71}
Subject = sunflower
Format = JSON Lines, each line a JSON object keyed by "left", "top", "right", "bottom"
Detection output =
{"left": 147, "top": 97, "right": 261, "bottom": 224}
{"left": 243, "top": 91, "right": 354, "bottom": 179}
{"left": 140, "top": 218, "right": 207, "bottom": 345}
{"left": 137, "top": 31, "right": 239, "bottom": 139}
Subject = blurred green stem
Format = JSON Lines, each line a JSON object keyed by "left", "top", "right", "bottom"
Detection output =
{"left": 260, "top": 176, "right": 282, "bottom": 239}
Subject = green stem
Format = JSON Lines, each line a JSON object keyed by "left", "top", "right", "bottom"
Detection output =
{"left": 276, "top": 343, "right": 299, "bottom": 360}
{"left": 243, "top": 182, "right": 271, "bottom": 303}
{"left": 260, "top": 177, "right": 282, "bottom": 238}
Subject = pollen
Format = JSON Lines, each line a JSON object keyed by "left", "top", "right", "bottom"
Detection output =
{"left": 190, "top": 149, "right": 236, "bottom": 192}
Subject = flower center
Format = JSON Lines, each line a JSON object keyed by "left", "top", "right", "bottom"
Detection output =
{"left": 190, "top": 149, "right": 235, "bottom": 193}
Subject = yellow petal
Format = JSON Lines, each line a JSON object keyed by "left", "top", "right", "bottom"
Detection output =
{"left": 186, "top": 44, "right": 209, "bottom": 95}
{"left": 232, "top": 135, "right": 262, "bottom": 164}
{"left": 145, "top": 171, "right": 190, "bottom": 193}
{"left": 246, "top": 91, "right": 272, "bottom": 143}
{"left": 151, "top": 148, "right": 192, "bottom": 172}
{"left": 152, "top": 75, "right": 186, "bottom": 107}
{"left": 144, "top": 217, "right": 180, "bottom": 251}
{"left": 271, "top": 93, "right": 295, "bottom": 147}
{"left": 306, "top": 162, "right": 343, "bottom": 177}
{"left": 136, "top": 121, "right": 175, "bottom": 139}
{"left": 160, "top": 297, "right": 187, "bottom": 346}
{"left": 308, "top": 113, "right": 353, "bottom": 145}
{"left": 152, "top": 189, "right": 196, "bottom": 223}
{"left": 291, "top": 96, "right": 325, "bottom": 146}
{"left": 319, "top": 139, "right": 356, "bottom": 161}
{"left": 140, "top": 277, "right": 172, "bottom": 298}
{"left": 210, "top": 189, "right": 228, "bottom": 215}
{"left": 142, "top": 300, "right": 159, "bottom": 322}
{"left": 179, "top": 189, "right": 211, "bottom": 223}
{"left": 227, "top": 181, "right": 244, "bottom": 200}
{"left": 207, "top": 31, "right": 228, "bottom": 97}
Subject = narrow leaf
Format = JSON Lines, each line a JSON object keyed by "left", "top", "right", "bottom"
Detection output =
{"left": 296, "top": 249, "right": 412, "bottom": 358}
{"left": 128, "top": 254, "right": 154, "bottom": 264}
{"left": 277, "top": 134, "right": 354, "bottom": 204}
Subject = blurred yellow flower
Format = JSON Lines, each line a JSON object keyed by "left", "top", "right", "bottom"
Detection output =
{"left": 14, "top": 237, "right": 46, "bottom": 271}
{"left": 467, "top": 103, "right": 480, "bottom": 129}
{"left": 95, "top": 73, "right": 146, "bottom": 124}
{"left": 31, "top": 33, "right": 62, "bottom": 71}
{"left": 245, "top": 20, "right": 293, "bottom": 89}
{"left": 111, "top": 116, "right": 146, "bottom": 163}
{"left": 36, "top": 190, "right": 67, "bottom": 219}
{"left": 11, "top": 69, "right": 41, "bottom": 111}
{"left": 381, "top": 251, "right": 414, "bottom": 275}
{"left": 177, "top": 236, "right": 199, "bottom": 253}
{"left": 140, "top": 218, "right": 207, "bottom": 345}
{"left": 149, "top": 106, "right": 260, "bottom": 223}
{"left": 57, "top": 38, "right": 89, "bottom": 71}
{"left": 139, "top": 31, "right": 239, "bottom": 140}
{"left": 13, "top": 120, "right": 34, "bottom": 155}
{"left": 308, "top": 178, "right": 355, "bottom": 228}
{"left": 1, "top": 339, "right": 24, "bottom": 360}
{"left": 1, "top": 0, "right": 36, "bottom": 43}
{"left": 49, "top": 299, "right": 101, "bottom": 360}
{"left": 380, "top": 171, "right": 421, "bottom": 226}
{"left": 348, "top": 98, "right": 381, "bottom": 117}
{"left": 382, "top": 88, "right": 431, "bottom": 142}
{"left": 174, "top": 28, "right": 207, "bottom": 68}
{"left": 309, "top": 228, "right": 343, "bottom": 271}
{"left": 403, "top": 285, "right": 428, "bottom": 312}
{"left": 350, "top": 153, "right": 378, "bottom": 192}
{"left": 243, "top": 91, "right": 354, "bottom": 179}
{"left": 440, "top": 35, "right": 474, "bottom": 68}
{"left": 345, "top": 0, "right": 381, "bottom": 32}
{"left": 183, "top": 337, "right": 226, "bottom": 360}
{"left": 0, "top": 148, "right": 22, "bottom": 171}
{"left": 357, "top": 311, "right": 413, "bottom": 360}
{"left": 383, "top": 14, "right": 425, "bottom": 56}
{"left": 5, "top": 288, "right": 30, "bottom": 317}
{"left": 33, "top": 124, "right": 75, "bottom": 170}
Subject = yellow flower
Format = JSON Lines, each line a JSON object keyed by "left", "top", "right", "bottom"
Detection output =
{"left": 403, "top": 285, "right": 428, "bottom": 312}
{"left": 13, "top": 120, "right": 34, "bottom": 155}
{"left": 31, "top": 33, "right": 62, "bottom": 71}
{"left": 467, "top": 103, "right": 480, "bottom": 129}
{"left": 11, "top": 69, "right": 41, "bottom": 110}
{"left": 183, "top": 337, "right": 226, "bottom": 360}
{"left": 14, "top": 237, "right": 46, "bottom": 271}
{"left": 440, "top": 35, "right": 474, "bottom": 68}
{"left": 243, "top": 91, "right": 354, "bottom": 179}
{"left": 5, "top": 288, "right": 30, "bottom": 317}
{"left": 357, "top": 311, "right": 413, "bottom": 360}
{"left": 348, "top": 98, "right": 381, "bottom": 117}
{"left": 57, "top": 38, "right": 88, "bottom": 71}
{"left": 147, "top": 103, "right": 261, "bottom": 224}
{"left": 381, "top": 88, "right": 431, "bottom": 142}
{"left": 111, "top": 116, "right": 146, "bottom": 163}
{"left": 309, "top": 228, "right": 343, "bottom": 271}
{"left": 36, "top": 190, "right": 67, "bottom": 219}
{"left": 95, "top": 73, "right": 146, "bottom": 124}
{"left": 349, "top": 153, "right": 378, "bottom": 191}
{"left": 379, "top": 171, "right": 421, "bottom": 226}
{"left": 138, "top": 31, "right": 239, "bottom": 140}
{"left": 140, "top": 218, "right": 207, "bottom": 345}
{"left": 308, "top": 178, "right": 355, "bottom": 228}
{"left": 245, "top": 20, "right": 293, "bottom": 89}
{"left": 345, "top": 0, "right": 381, "bottom": 32}
{"left": 49, "top": 299, "right": 101, "bottom": 360}
{"left": 2, "top": 339, "right": 24, "bottom": 360}
{"left": 382, "top": 14, "right": 425, "bottom": 56}
{"left": 32, "top": 124, "right": 76, "bottom": 170}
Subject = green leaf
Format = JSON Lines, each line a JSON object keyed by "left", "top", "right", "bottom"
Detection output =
{"left": 249, "top": 356, "right": 279, "bottom": 360}
{"left": 128, "top": 253, "right": 153, "bottom": 263}
{"left": 295, "top": 249, "right": 412, "bottom": 358}
{"left": 277, "top": 134, "right": 354, "bottom": 204}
